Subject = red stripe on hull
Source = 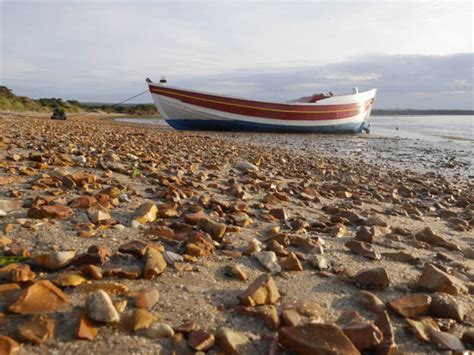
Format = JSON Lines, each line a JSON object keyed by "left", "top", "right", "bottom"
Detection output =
{"left": 150, "top": 86, "right": 372, "bottom": 121}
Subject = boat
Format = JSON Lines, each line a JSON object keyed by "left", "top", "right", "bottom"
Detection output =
{"left": 147, "top": 77, "right": 377, "bottom": 133}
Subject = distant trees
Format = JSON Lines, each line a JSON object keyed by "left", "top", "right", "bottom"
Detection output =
{"left": 0, "top": 86, "right": 157, "bottom": 116}
{"left": 84, "top": 103, "right": 157, "bottom": 116}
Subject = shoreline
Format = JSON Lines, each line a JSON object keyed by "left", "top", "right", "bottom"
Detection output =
{"left": 0, "top": 113, "right": 473, "bottom": 354}
{"left": 115, "top": 116, "right": 473, "bottom": 178}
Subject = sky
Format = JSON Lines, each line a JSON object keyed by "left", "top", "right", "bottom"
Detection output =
{"left": 0, "top": 0, "right": 473, "bottom": 109}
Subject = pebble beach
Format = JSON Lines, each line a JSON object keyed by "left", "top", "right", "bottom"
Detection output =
{"left": 0, "top": 112, "right": 473, "bottom": 354}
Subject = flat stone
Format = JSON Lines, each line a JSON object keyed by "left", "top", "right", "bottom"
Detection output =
{"left": 173, "top": 321, "right": 197, "bottom": 334}
{"left": 346, "top": 240, "right": 381, "bottom": 260}
{"left": 134, "top": 289, "right": 160, "bottom": 310}
{"left": 255, "top": 251, "right": 281, "bottom": 274}
{"left": 0, "top": 200, "right": 20, "bottom": 213}
{"left": 18, "top": 314, "right": 55, "bottom": 345}
{"left": 417, "top": 263, "right": 467, "bottom": 295}
{"left": 69, "top": 196, "right": 97, "bottom": 209}
{"left": 27, "top": 204, "right": 73, "bottom": 219}
{"left": 280, "top": 252, "right": 303, "bottom": 271}
{"left": 239, "top": 274, "right": 280, "bottom": 306}
{"left": 197, "top": 218, "right": 226, "bottom": 240}
{"left": 269, "top": 208, "right": 288, "bottom": 221}
{"left": 72, "top": 244, "right": 111, "bottom": 267}
{"left": 217, "top": 327, "right": 249, "bottom": 355}
{"left": 461, "top": 330, "right": 474, "bottom": 347}
{"left": 183, "top": 211, "right": 207, "bottom": 225}
{"left": 415, "top": 227, "right": 461, "bottom": 251}
{"left": 87, "top": 208, "right": 112, "bottom": 224}
{"left": 355, "top": 267, "right": 390, "bottom": 290}
{"left": 143, "top": 247, "right": 167, "bottom": 279}
{"left": 147, "top": 323, "right": 174, "bottom": 338}
{"left": 278, "top": 323, "right": 360, "bottom": 355}
{"left": 100, "top": 186, "right": 121, "bottom": 197}
{"left": 341, "top": 320, "right": 383, "bottom": 351}
{"left": 32, "top": 251, "right": 76, "bottom": 270}
{"left": 281, "top": 308, "right": 302, "bottom": 327}
{"left": 294, "top": 301, "right": 324, "bottom": 320}
{"left": 227, "top": 264, "right": 247, "bottom": 281}
{"left": 9, "top": 280, "right": 68, "bottom": 314}
{"left": 85, "top": 290, "right": 120, "bottom": 323}
{"left": 118, "top": 240, "right": 148, "bottom": 257}
{"left": 158, "top": 203, "right": 179, "bottom": 218}
{"left": 122, "top": 308, "right": 156, "bottom": 332}
{"left": 355, "top": 291, "right": 385, "bottom": 314}
{"left": 354, "top": 226, "right": 375, "bottom": 243}
{"left": 236, "top": 305, "right": 280, "bottom": 330}
{"left": 429, "top": 292, "right": 465, "bottom": 322}
{"left": 188, "top": 329, "right": 215, "bottom": 351}
{"left": 80, "top": 265, "right": 103, "bottom": 280}
{"left": 230, "top": 212, "right": 252, "bottom": 227}
{"left": 51, "top": 272, "right": 87, "bottom": 287}
{"left": 430, "top": 330, "right": 465, "bottom": 351}
{"left": 374, "top": 311, "right": 397, "bottom": 354}
{"left": 235, "top": 161, "right": 259, "bottom": 172}
{"left": 133, "top": 202, "right": 158, "bottom": 224}
{"left": 266, "top": 239, "right": 288, "bottom": 257}
{"left": 77, "top": 313, "right": 98, "bottom": 340}
{"left": 387, "top": 294, "right": 431, "bottom": 318}
{"left": 77, "top": 282, "right": 128, "bottom": 296}
{"left": 405, "top": 317, "right": 440, "bottom": 341}
{"left": 0, "top": 335, "right": 20, "bottom": 355}
{"left": 0, "top": 263, "right": 35, "bottom": 282}
{"left": 328, "top": 223, "right": 349, "bottom": 238}
{"left": 308, "top": 254, "right": 329, "bottom": 270}
{"left": 186, "top": 232, "right": 215, "bottom": 257}
{"left": 382, "top": 251, "right": 417, "bottom": 263}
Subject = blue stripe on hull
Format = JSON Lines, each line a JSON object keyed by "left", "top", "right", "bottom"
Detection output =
{"left": 165, "top": 119, "right": 365, "bottom": 133}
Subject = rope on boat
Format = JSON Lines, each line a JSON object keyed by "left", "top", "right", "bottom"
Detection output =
{"left": 67, "top": 89, "right": 149, "bottom": 118}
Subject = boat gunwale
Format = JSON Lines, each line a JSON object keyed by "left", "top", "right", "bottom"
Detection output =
{"left": 148, "top": 82, "right": 377, "bottom": 108}
{"left": 151, "top": 87, "right": 374, "bottom": 115}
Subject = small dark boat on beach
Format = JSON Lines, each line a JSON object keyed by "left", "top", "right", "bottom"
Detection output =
{"left": 147, "top": 77, "right": 376, "bottom": 133}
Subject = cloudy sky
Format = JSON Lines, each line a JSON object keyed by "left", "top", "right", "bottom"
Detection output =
{"left": 1, "top": 0, "right": 473, "bottom": 109}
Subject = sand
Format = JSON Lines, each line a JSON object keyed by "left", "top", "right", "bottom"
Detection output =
{"left": 0, "top": 112, "right": 472, "bottom": 354}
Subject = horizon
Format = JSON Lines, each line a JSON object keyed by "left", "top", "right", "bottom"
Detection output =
{"left": 1, "top": 0, "right": 473, "bottom": 110}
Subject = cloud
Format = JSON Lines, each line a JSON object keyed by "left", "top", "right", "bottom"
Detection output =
{"left": 173, "top": 53, "right": 474, "bottom": 109}
{"left": 1, "top": 1, "right": 472, "bottom": 108}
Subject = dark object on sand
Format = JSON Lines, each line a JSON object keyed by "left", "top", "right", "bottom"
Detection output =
{"left": 51, "top": 108, "right": 67, "bottom": 120}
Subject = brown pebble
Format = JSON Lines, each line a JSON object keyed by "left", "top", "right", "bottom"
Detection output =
{"left": 387, "top": 294, "right": 431, "bottom": 318}
{"left": 188, "top": 329, "right": 215, "bottom": 351}
{"left": 239, "top": 274, "right": 280, "bottom": 306}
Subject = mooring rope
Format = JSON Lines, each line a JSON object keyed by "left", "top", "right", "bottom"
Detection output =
{"left": 67, "top": 89, "right": 149, "bottom": 118}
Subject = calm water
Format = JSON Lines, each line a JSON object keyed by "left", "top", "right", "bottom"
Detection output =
{"left": 116, "top": 115, "right": 473, "bottom": 142}
{"left": 371, "top": 115, "right": 473, "bottom": 142}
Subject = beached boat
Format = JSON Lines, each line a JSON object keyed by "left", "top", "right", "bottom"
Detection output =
{"left": 147, "top": 78, "right": 377, "bottom": 133}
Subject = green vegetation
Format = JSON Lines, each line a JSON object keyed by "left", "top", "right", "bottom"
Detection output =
{"left": 0, "top": 86, "right": 45, "bottom": 112}
{"left": 81, "top": 102, "right": 157, "bottom": 116}
{"left": 0, "top": 86, "right": 157, "bottom": 116}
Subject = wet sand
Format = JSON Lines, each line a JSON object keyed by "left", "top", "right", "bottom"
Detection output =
{"left": 0, "top": 112, "right": 473, "bottom": 354}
